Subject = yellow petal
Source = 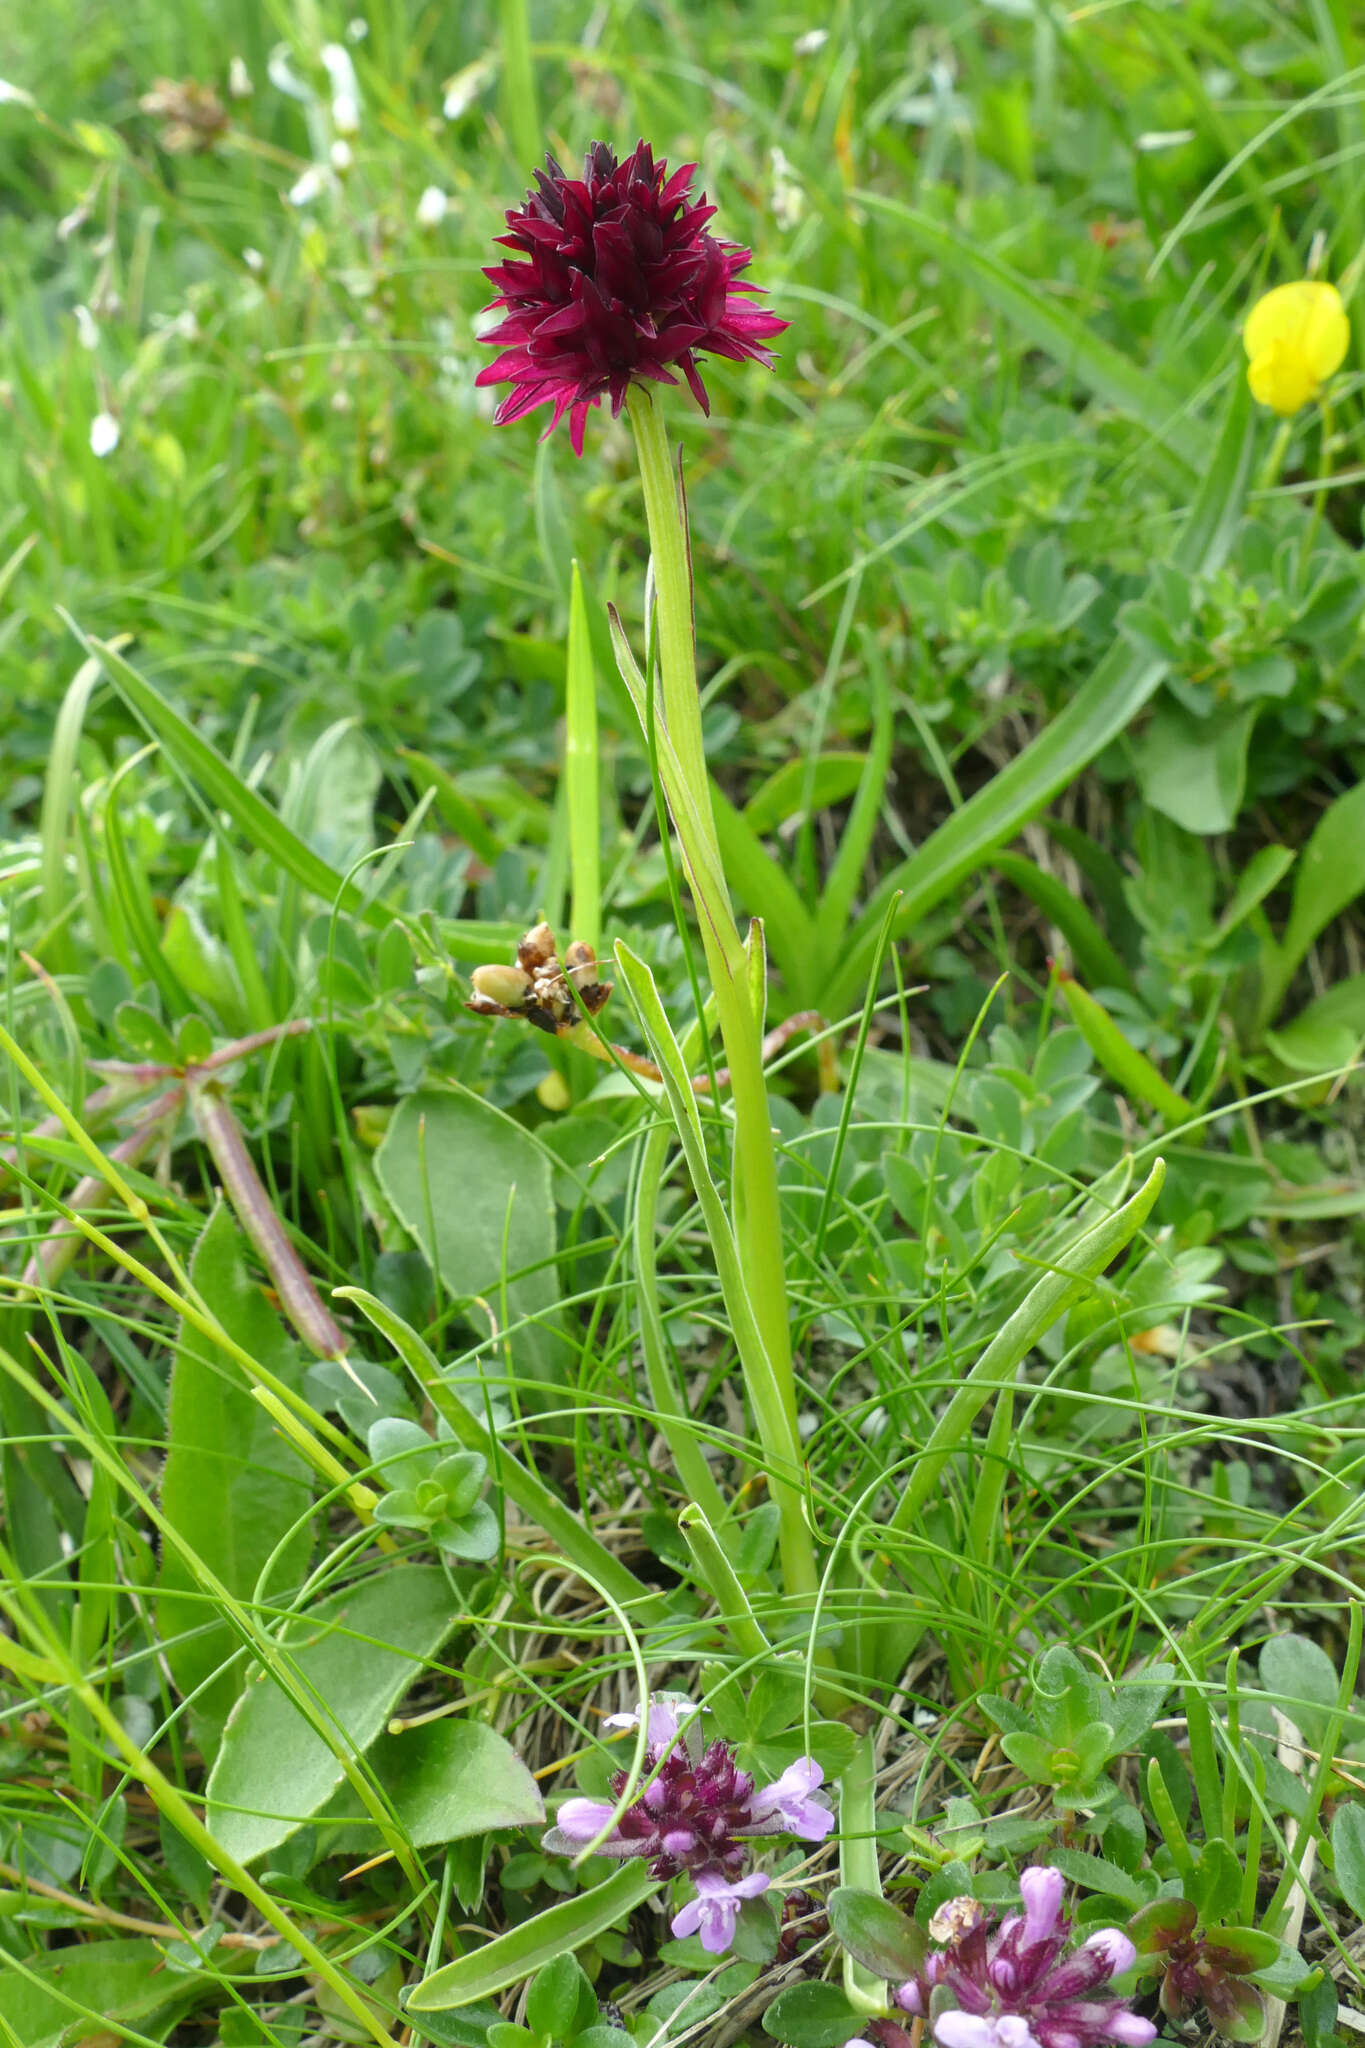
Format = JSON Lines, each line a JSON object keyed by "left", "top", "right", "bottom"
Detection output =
{"left": 1303, "top": 284, "right": 1350, "bottom": 380}
{"left": 1246, "top": 281, "right": 1317, "bottom": 359}
{"left": 1244, "top": 281, "right": 1350, "bottom": 413}
{"left": 1247, "top": 341, "right": 1320, "bottom": 416}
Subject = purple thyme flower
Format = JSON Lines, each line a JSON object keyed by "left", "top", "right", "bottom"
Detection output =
{"left": 671, "top": 1869, "right": 772, "bottom": 1953}
{"left": 475, "top": 140, "right": 788, "bottom": 455}
{"left": 746, "top": 1756, "right": 836, "bottom": 1840}
{"left": 544, "top": 1694, "right": 832, "bottom": 1957}
{"left": 896, "top": 1868, "right": 1156, "bottom": 2048}
{"left": 603, "top": 1694, "right": 691, "bottom": 1750}
{"left": 544, "top": 1701, "right": 831, "bottom": 1880}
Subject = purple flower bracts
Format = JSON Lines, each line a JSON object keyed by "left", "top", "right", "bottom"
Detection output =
{"left": 896, "top": 1870, "right": 1156, "bottom": 2048}
{"left": 476, "top": 140, "right": 787, "bottom": 454}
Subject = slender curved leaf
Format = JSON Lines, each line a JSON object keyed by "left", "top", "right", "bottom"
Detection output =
{"left": 409, "top": 1863, "right": 659, "bottom": 2011}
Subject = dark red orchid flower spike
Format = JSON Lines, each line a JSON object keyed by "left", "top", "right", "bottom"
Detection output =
{"left": 475, "top": 139, "right": 788, "bottom": 455}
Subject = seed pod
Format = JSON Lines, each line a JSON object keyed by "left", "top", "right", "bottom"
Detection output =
{"left": 517, "top": 922, "right": 558, "bottom": 971}
{"left": 470, "top": 963, "right": 533, "bottom": 1008}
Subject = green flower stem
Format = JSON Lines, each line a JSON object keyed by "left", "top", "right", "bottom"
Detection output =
{"left": 1298, "top": 397, "right": 1333, "bottom": 595}
{"left": 677, "top": 1502, "right": 773, "bottom": 1664}
{"left": 627, "top": 391, "right": 816, "bottom": 1607}
{"left": 634, "top": 1121, "right": 736, "bottom": 1532}
{"left": 1255, "top": 417, "right": 1293, "bottom": 493}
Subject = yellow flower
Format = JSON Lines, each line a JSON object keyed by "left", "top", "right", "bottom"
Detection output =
{"left": 1244, "top": 280, "right": 1350, "bottom": 415}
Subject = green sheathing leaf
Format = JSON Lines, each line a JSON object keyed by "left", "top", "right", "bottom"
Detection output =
{"left": 410, "top": 1862, "right": 660, "bottom": 2011}
{"left": 158, "top": 1202, "right": 315, "bottom": 1756}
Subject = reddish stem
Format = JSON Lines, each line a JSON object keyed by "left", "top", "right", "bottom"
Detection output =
{"left": 190, "top": 1081, "right": 347, "bottom": 1361}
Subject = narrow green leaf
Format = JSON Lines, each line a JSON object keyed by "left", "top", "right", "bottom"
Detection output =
{"left": 887, "top": 1159, "right": 1166, "bottom": 1538}
{"left": 72, "top": 627, "right": 397, "bottom": 930}
{"left": 101, "top": 759, "right": 194, "bottom": 1020}
{"left": 1056, "top": 973, "right": 1193, "bottom": 1126}
{"left": 744, "top": 753, "right": 868, "bottom": 834}
{"left": 566, "top": 561, "right": 601, "bottom": 953}
{"left": 711, "top": 785, "right": 817, "bottom": 999}
{"left": 37, "top": 652, "right": 103, "bottom": 976}
{"left": 337, "top": 1285, "right": 661, "bottom": 1623}
{"left": 1220, "top": 844, "right": 1295, "bottom": 938}
{"left": 158, "top": 1203, "right": 315, "bottom": 1757}
{"left": 408, "top": 1863, "right": 660, "bottom": 2011}
{"left": 994, "top": 853, "right": 1135, "bottom": 993}
{"left": 856, "top": 190, "right": 1203, "bottom": 469}
{"left": 815, "top": 654, "right": 893, "bottom": 966}
{"left": 399, "top": 747, "right": 504, "bottom": 868}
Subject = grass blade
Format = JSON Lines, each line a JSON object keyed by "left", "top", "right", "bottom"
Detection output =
{"left": 857, "top": 190, "right": 1204, "bottom": 470}
{"left": 828, "top": 378, "right": 1253, "bottom": 1013}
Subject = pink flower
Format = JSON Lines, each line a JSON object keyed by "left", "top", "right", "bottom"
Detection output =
{"left": 475, "top": 140, "right": 787, "bottom": 455}
{"left": 744, "top": 1757, "right": 834, "bottom": 1840}
{"left": 604, "top": 1695, "right": 692, "bottom": 1751}
{"left": 551, "top": 1798, "right": 619, "bottom": 1844}
{"left": 1020, "top": 1867, "right": 1065, "bottom": 1947}
{"left": 895, "top": 1869, "right": 1155, "bottom": 2048}
{"left": 670, "top": 1869, "right": 771, "bottom": 1954}
{"left": 936, "top": 2020, "right": 1039, "bottom": 2048}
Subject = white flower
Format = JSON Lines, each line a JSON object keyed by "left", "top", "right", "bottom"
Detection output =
{"left": 794, "top": 28, "right": 828, "bottom": 54}
{"left": 321, "top": 43, "right": 361, "bottom": 132}
{"left": 267, "top": 45, "right": 311, "bottom": 103}
{"left": 442, "top": 55, "right": 494, "bottom": 121}
{"left": 0, "top": 78, "right": 36, "bottom": 108}
{"left": 89, "top": 411, "right": 120, "bottom": 457}
{"left": 416, "top": 185, "right": 448, "bottom": 229}
{"left": 330, "top": 138, "right": 353, "bottom": 172}
{"left": 57, "top": 203, "right": 90, "bottom": 241}
{"left": 287, "top": 166, "right": 326, "bottom": 207}
{"left": 769, "top": 145, "right": 804, "bottom": 230}
{"left": 242, "top": 246, "right": 264, "bottom": 273}
{"left": 73, "top": 304, "right": 99, "bottom": 351}
{"left": 228, "top": 56, "right": 252, "bottom": 98}
{"left": 346, "top": 16, "right": 368, "bottom": 39}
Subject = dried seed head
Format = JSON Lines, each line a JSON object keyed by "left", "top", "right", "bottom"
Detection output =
{"left": 139, "top": 77, "right": 230, "bottom": 152}
{"left": 930, "top": 1897, "right": 986, "bottom": 1945}
{"left": 467, "top": 925, "right": 612, "bottom": 1032}
{"left": 517, "top": 922, "right": 559, "bottom": 971}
